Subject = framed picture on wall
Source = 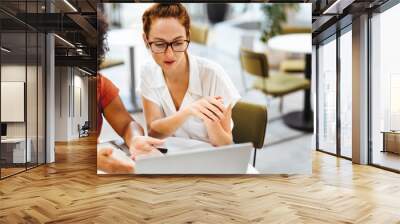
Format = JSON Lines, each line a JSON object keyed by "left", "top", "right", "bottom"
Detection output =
{"left": 1, "top": 81, "right": 25, "bottom": 122}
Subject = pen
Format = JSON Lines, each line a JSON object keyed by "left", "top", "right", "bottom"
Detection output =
{"left": 157, "top": 147, "right": 168, "bottom": 154}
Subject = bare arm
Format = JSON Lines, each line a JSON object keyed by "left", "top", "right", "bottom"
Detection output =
{"left": 143, "top": 95, "right": 233, "bottom": 146}
{"left": 103, "top": 96, "right": 164, "bottom": 157}
{"left": 202, "top": 104, "right": 233, "bottom": 146}
{"left": 103, "top": 96, "right": 143, "bottom": 143}
{"left": 142, "top": 97, "right": 191, "bottom": 138}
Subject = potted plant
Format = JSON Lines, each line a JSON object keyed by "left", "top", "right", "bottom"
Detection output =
{"left": 260, "top": 3, "right": 299, "bottom": 43}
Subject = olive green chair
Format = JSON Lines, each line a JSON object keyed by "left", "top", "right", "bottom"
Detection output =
{"left": 239, "top": 48, "right": 310, "bottom": 113}
{"left": 232, "top": 101, "right": 268, "bottom": 167}
{"left": 279, "top": 59, "right": 305, "bottom": 73}
{"left": 190, "top": 23, "right": 209, "bottom": 45}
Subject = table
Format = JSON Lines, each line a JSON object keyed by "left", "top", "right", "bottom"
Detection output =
{"left": 381, "top": 131, "right": 400, "bottom": 154}
{"left": 267, "top": 34, "right": 311, "bottom": 54}
{"left": 1, "top": 138, "right": 31, "bottom": 164}
{"left": 268, "top": 34, "right": 313, "bottom": 132}
{"left": 97, "top": 137, "right": 259, "bottom": 174}
{"left": 253, "top": 34, "right": 313, "bottom": 132}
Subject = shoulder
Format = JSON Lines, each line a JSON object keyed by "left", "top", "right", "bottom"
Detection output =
{"left": 97, "top": 74, "right": 119, "bottom": 109}
{"left": 98, "top": 74, "right": 118, "bottom": 91}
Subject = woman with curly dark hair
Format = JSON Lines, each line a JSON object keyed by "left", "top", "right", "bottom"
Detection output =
{"left": 96, "top": 12, "right": 164, "bottom": 174}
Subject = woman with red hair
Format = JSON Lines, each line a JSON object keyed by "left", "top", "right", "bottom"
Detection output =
{"left": 140, "top": 4, "right": 240, "bottom": 147}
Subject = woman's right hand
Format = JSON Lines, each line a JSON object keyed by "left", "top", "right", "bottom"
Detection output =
{"left": 129, "top": 136, "right": 164, "bottom": 159}
{"left": 185, "top": 96, "right": 226, "bottom": 123}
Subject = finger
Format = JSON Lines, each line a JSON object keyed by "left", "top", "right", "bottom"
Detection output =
{"left": 133, "top": 146, "right": 157, "bottom": 157}
{"left": 128, "top": 147, "right": 136, "bottom": 156}
{"left": 130, "top": 150, "right": 144, "bottom": 160}
{"left": 193, "top": 110, "right": 209, "bottom": 121}
{"left": 206, "top": 101, "right": 225, "bottom": 119}
{"left": 199, "top": 105, "right": 219, "bottom": 121}
{"left": 134, "top": 147, "right": 161, "bottom": 160}
{"left": 207, "top": 105, "right": 224, "bottom": 120}
{"left": 132, "top": 143, "right": 154, "bottom": 153}
{"left": 149, "top": 148, "right": 164, "bottom": 156}
{"left": 203, "top": 101, "right": 224, "bottom": 120}
{"left": 216, "top": 98, "right": 224, "bottom": 106}
{"left": 131, "top": 150, "right": 144, "bottom": 158}
{"left": 143, "top": 145, "right": 157, "bottom": 152}
{"left": 197, "top": 110, "right": 214, "bottom": 123}
{"left": 145, "top": 137, "right": 165, "bottom": 146}
{"left": 206, "top": 98, "right": 225, "bottom": 114}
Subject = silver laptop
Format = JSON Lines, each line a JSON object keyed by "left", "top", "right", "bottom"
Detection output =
{"left": 134, "top": 143, "right": 253, "bottom": 174}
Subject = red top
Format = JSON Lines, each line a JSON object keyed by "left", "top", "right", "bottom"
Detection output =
{"left": 97, "top": 74, "right": 119, "bottom": 135}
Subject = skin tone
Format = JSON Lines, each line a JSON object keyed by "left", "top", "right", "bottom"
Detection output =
{"left": 98, "top": 148, "right": 134, "bottom": 174}
{"left": 142, "top": 17, "right": 233, "bottom": 146}
{"left": 97, "top": 95, "right": 164, "bottom": 174}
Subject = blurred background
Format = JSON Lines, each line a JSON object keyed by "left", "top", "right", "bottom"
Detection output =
{"left": 98, "top": 3, "right": 312, "bottom": 174}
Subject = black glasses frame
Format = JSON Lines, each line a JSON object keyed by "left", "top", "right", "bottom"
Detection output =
{"left": 148, "top": 40, "right": 190, "bottom": 53}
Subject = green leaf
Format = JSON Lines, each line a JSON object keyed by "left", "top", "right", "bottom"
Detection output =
{"left": 260, "top": 3, "right": 300, "bottom": 43}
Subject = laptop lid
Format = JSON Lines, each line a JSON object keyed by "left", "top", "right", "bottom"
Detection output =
{"left": 135, "top": 143, "right": 253, "bottom": 174}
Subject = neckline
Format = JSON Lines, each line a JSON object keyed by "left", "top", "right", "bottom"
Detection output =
{"left": 162, "top": 54, "right": 190, "bottom": 112}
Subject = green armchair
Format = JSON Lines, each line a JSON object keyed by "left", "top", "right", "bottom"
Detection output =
{"left": 232, "top": 101, "right": 268, "bottom": 167}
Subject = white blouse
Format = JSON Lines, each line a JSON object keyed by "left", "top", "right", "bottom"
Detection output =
{"left": 139, "top": 53, "right": 241, "bottom": 143}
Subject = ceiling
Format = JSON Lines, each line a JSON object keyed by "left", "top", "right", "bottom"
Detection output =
{"left": 311, "top": 0, "right": 388, "bottom": 39}
{"left": 312, "top": 0, "right": 390, "bottom": 43}
{"left": 0, "top": 0, "right": 97, "bottom": 73}
{"left": 4, "top": 0, "right": 393, "bottom": 70}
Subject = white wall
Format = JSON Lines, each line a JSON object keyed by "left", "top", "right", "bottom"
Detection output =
{"left": 71, "top": 72, "right": 89, "bottom": 138}
{"left": 1, "top": 65, "right": 29, "bottom": 138}
{"left": 54, "top": 67, "right": 89, "bottom": 141}
{"left": 1, "top": 64, "right": 46, "bottom": 163}
{"left": 54, "top": 66, "right": 69, "bottom": 141}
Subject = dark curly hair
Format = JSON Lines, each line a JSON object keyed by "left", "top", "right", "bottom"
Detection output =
{"left": 97, "top": 11, "right": 109, "bottom": 67}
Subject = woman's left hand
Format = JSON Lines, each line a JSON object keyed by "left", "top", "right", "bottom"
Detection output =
{"left": 200, "top": 96, "right": 228, "bottom": 125}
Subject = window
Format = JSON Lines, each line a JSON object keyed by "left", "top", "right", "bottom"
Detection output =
{"left": 0, "top": 0, "right": 47, "bottom": 179}
{"left": 317, "top": 36, "right": 337, "bottom": 154}
{"left": 370, "top": 3, "right": 400, "bottom": 171}
{"left": 339, "top": 28, "right": 352, "bottom": 158}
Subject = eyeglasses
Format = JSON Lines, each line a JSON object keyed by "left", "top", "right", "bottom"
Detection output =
{"left": 148, "top": 40, "right": 190, "bottom": 54}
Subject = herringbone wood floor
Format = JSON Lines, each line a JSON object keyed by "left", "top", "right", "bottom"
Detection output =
{"left": 1, "top": 136, "right": 400, "bottom": 224}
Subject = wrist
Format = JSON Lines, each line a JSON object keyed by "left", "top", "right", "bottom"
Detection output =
{"left": 180, "top": 107, "right": 192, "bottom": 119}
{"left": 123, "top": 121, "right": 143, "bottom": 145}
{"left": 127, "top": 135, "right": 140, "bottom": 152}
